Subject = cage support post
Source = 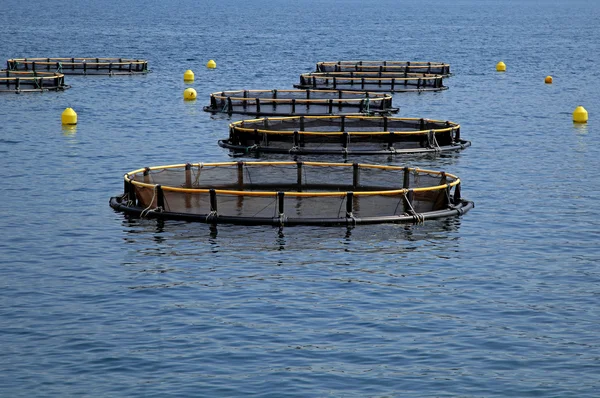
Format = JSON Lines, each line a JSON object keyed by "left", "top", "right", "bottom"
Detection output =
{"left": 237, "top": 161, "right": 244, "bottom": 187}
{"left": 209, "top": 189, "right": 218, "bottom": 213}
{"left": 156, "top": 185, "right": 165, "bottom": 209}
{"left": 185, "top": 163, "right": 192, "bottom": 188}
{"left": 296, "top": 161, "right": 303, "bottom": 187}
{"left": 353, "top": 163, "right": 360, "bottom": 189}
{"left": 346, "top": 191, "right": 354, "bottom": 217}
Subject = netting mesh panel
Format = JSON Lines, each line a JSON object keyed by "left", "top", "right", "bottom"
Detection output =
{"left": 7, "top": 58, "right": 148, "bottom": 75}
{"left": 316, "top": 61, "right": 451, "bottom": 75}
{"left": 206, "top": 90, "right": 393, "bottom": 115}
{"left": 127, "top": 163, "right": 458, "bottom": 221}
{"left": 296, "top": 73, "right": 445, "bottom": 92}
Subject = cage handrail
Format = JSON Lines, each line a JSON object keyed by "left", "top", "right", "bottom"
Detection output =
{"left": 123, "top": 161, "right": 460, "bottom": 198}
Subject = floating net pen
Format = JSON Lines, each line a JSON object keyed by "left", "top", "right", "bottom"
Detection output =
{"left": 203, "top": 89, "right": 399, "bottom": 116}
{"left": 6, "top": 58, "right": 149, "bottom": 75}
{"left": 109, "top": 161, "right": 473, "bottom": 226}
{"left": 294, "top": 72, "right": 447, "bottom": 92}
{"left": 316, "top": 61, "right": 451, "bottom": 76}
{"left": 0, "top": 70, "right": 69, "bottom": 93}
{"left": 219, "top": 115, "right": 470, "bottom": 156}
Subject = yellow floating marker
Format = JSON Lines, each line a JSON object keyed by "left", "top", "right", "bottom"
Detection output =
{"left": 183, "top": 69, "right": 195, "bottom": 82}
{"left": 544, "top": 76, "right": 553, "bottom": 84}
{"left": 496, "top": 61, "right": 506, "bottom": 72}
{"left": 573, "top": 106, "right": 588, "bottom": 123}
{"left": 61, "top": 107, "right": 77, "bottom": 125}
{"left": 183, "top": 87, "right": 197, "bottom": 101}
{"left": 206, "top": 59, "right": 216, "bottom": 69}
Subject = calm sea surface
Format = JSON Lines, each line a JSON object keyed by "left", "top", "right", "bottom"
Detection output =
{"left": 1, "top": 0, "right": 599, "bottom": 396}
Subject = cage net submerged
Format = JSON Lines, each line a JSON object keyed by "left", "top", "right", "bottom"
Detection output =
{"left": 295, "top": 72, "right": 446, "bottom": 92}
{"left": 110, "top": 161, "right": 473, "bottom": 226}
{"left": 6, "top": 58, "right": 149, "bottom": 75}
{"left": 203, "top": 89, "right": 398, "bottom": 116}
{"left": 0, "top": 70, "right": 69, "bottom": 93}
{"left": 220, "top": 115, "right": 470, "bottom": 155}
{"left": 316, "top": 61, "right": 451, "bottom": 76}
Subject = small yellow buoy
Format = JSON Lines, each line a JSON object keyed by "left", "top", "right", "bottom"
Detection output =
{"left": 496, "top": 61, "right": 506, "bottom": 72}
{"left": 61, "top": 107, "right": 77, "bottom": 125}
{"left": 183, "top": 69, "right": 195, "bottom": 82}
{"left": 183, "top": 88, "right": 197, "bottom": 101}
{"left": 573, "top": 106, "right": 588, "bottom": 123}
{"left": 206, "top": 59, "right": 216, "bottom": 69}
{"left": 544, "top": 75, "right": 553, "bottom": 84}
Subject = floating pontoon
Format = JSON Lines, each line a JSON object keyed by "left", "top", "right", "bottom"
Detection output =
{"left": 109, "top": 161, "right": 473, "bottom": 226}
{"left": 219, "top": 115, "right": 470, "bottom": 155}
{"left": 203, "top": 89, "right": 398, "bottom": 116}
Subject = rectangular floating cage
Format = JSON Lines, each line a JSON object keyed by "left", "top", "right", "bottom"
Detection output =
{"left": 316, "top": 61, "right": 451, "bottom": 76}
{"left": 294, "top": 72, "right": 447, "bottom": 92}
{"left": 110, "top": 161, "right": 473, "bottom": 226}
{"left": 0, "top": 70, "right": 69, "bottom": 93}
{"left": 220, "top": 115, "right": 470, "bottom": 156}
{"left": 6, "top": 58, "right": 149, "bottom": 75}
{"left": 203, "top": 89, "right": 398, "bottom": 116}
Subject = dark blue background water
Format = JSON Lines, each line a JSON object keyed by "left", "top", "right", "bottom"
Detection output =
{"left": 1, "top": 0, "right": 599, "bottom": 396}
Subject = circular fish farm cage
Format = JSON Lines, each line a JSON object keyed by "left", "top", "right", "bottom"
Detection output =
{"left": 219, "top": 115, "right": 470, "bottom": 156}
{"left": 6, "top": 58, "right": 149, "bottom": 75}
{"left": 203, "top": 89, "right": 399, "bottom": 116}
{"left": 294, "top": 72, "right": 447, "bottom": 92}
{"left": 109, "top": 161, "right": 473, "bottom": 226}
{"left": 0, "top": 70, "right": 69, "bottom": 93}
{"left": 316, "top": 61, "right": 451, "bottom": 76}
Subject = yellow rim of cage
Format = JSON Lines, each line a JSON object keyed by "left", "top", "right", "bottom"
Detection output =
{"left": 124, "top": 161, "right": 461, "bottom": 198}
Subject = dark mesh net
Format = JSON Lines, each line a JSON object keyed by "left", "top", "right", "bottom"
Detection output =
{"left": 316, "top": 61, "right": 451, "bottom": 76}
{"left": 110, "top": 161, "right": 472, "bottom": 225}
{"left": 294, "top": 72, "right": 446, "bottom": 92}
{"left": 203, "top": 89, "right": 398, "bottom": 116}
{"left": 6, "top": 58, "right": 148, "bottom": 75}
{"left": 221, "top": 116, "right": 469, "bottom": 155}
{"left": 0, "top": 70, "right": 69, "bottom": 92}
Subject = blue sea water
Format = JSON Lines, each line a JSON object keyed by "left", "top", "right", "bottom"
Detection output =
{"left": 1, "top": 0, "right": 599, "bottom": 396}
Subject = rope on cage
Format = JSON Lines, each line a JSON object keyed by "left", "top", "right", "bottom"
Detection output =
{"left": 245, "top": 144, "right": 258, "bottom": 154}
{"left": 193, "top": 163, "right": 204, "bottom": 186}
{"left": 404, "top": 192, "right": 425, "bottom": 224}
{"left": 221, "top": 100, "right": 229, "bottom": 113}
{"left": 428, "top": 130, "right": 441, "bottom": 152}
{"left": 206, "top": 210, "right": 218, "bottom": 222}
{"left": 140, "top": 185, "right": 159, "bottom": 218}
{"left": 8, "top": 61, "right": 18, "bottom": 71}
{"left": 56, "top": 62, "right": 63, "bottom": 73}
{"left": 33, "top": 71, "right": 41, "bottom": 89}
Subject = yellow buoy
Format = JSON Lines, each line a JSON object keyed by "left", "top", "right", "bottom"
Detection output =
{"left": 206, "top": 59, "right": 216, "bottom": 69}
{"left": 61, "top": 107, "right": 77, "bottom": 125}
{"left": 183, "top": 88, "right": 197, "bottom": 101}
{"left": 496, "top": 61, "right": 506, "bottom": 72}
{"left": 544, "top": 75, "right": 553, "bottom": 84}
{"left": 573, "top": 106, "right": 588, "bottom": 123}
{"left": 183, "top": 69, "right": 195, "bottom": 82}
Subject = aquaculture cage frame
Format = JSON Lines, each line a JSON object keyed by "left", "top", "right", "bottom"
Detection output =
{"left": 6, "top": 58, "right": 149, "bottom": 75}
{"left": 109, "top": 161, "right": 473, "bottom": 226}
{"left": 203, "top": 89, "right": 399, "bottom": 116}
{"left": 0, "top": 70, "right": 69, "bottom": 93}
{"left": 294, "top": 72, "right": 447, "bottom": 92}
{"left": 316, "top": 61, "right": 451, "bottom": 76}
{"left": 219, "top": 115, "right": 470, "bottom": 156}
